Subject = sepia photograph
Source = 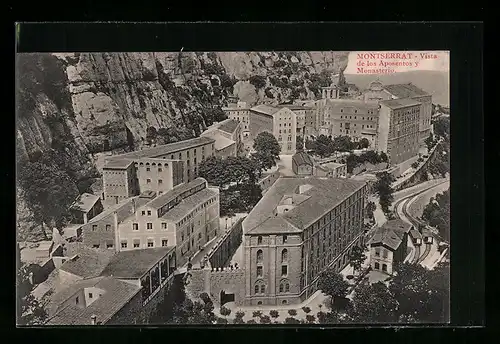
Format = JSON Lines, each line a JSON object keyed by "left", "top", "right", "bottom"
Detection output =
{"left": 16, "top": 50, "right": 450, "bottom": 326}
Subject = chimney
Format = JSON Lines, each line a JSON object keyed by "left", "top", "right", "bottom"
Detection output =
{"left": 90, "top": 315, "right": 97, "bottom": 325}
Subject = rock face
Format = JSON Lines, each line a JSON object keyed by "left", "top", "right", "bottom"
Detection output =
{"left": 16, "top": 51, "right": 349, "bottom": 240}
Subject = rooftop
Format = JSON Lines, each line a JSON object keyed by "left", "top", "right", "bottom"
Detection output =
{"left": 70, "top": 193, "right": 101, "bottom": 213}
{"left": 87, "top": 196, "right": 150, "bottom": 225}
{"left": 45, "top": 276, "right": 141, "bottom": 325}
{"left": 370, "top": 219, "right": 413, "bottom": 250}
{"left": 319, "top": 162, "right": 346, "bottom": 170}
{"left": 326, "top": 98, "right": 380, "bottom": 111}
{"left": 380, "top": 98, "right": 422, "bottom": 109}
{"left": 250, "top": 104, "right": 280, "bottom": 116}
{"left": 205, "top": 132, "right": 236, "bottom": 151}
{"left": 147, "top": 178, "right": 207, "bottom": 209}
{"left": 161, "top": 188, "right": 219, "bottom": 222}
{"left": 106, "top": 137, "right": 215, "bottom": 162}
{"left": 217, "top": 119, "right": 240, "bottom": 135}
{"left": 99, "top": 247, "right": 175, "bottom": 279}
{"left": 383, "top": 83, "right": 429, "bottom": 98}
{"left": 281, "top": 104, "right": 313, "bottom": 110}
{"left": 60, "top": 248, "right": 115, "bottom": 279}
{"left": 292, "top": 152, "right": 314, "bottom": 167}
{"left": 243, "top": 177, "right": 366, "bottom": 235}
{"left": 103, "top": 159, "right": 134, "bottom": 170}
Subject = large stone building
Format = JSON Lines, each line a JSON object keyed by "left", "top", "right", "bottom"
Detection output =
{"left": 369, "top": 219, "right": 412, "bottom": 275}
{"left": 377, "top": 98, "right": 421, "bottom": 165}
{"left": 363, "top": 80, "right": 432, "bottom": 143}
{"left": 102, "top": 137, "right": 216, "bottom": 205}
{"left": 241, "top": 176, "right": 367, "bottom": 306}
{"left": 201, "top": 118, "right": 242, "bottom": 158}
{"left": 44, "top": 246, "right": 177, "bottom": 325}
{"left": 249, "top": 105, "right": 298, "bottom": 155}
{"left": 321, "top": 99, "right": 380, "bottom": 148}
{"left": 82, "top": 178, "right": 220, "bottom": 268}
{"left": 222, "top": 101, "right": 250, "bottom": 139}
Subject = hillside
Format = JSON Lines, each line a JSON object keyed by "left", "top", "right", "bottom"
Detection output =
{"left": 345, "top": 70, "right": 449, "bottom": 106}
{"left": 16, "top": 51, "right": 349, "bottom": 241}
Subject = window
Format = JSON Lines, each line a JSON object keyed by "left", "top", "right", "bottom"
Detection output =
{"left": 158, "top": 179, "right": 163, "bottom": 185}
{"left": 375, "top": 247, "right": 380, "bottom": 257}
{"left": 285, "top": 283, "right": 290, "bottom": 292}
{"left": 92, "top": 225, "right": 97, "bottom": 231}
{"left": 107, "top": 243, "right": 113, "bottom": 249}
{"left": 142, "top": 211, "right": 146, "bottom": 216}
{"left": 382, "top": 264, "right": 388, "bottom": 272}
{"left": 121, "top": 241, "right": 128, "bottom": 248}
{"left": 257, "top": 266, "right": 263, "bottom": 277}
{"left": 281, "top": 249, "right": 288, "bottom": 262}
{"left": 374, "top": 262, "right": 380, "bottom": 270}
{"left": 255, "top": 285, "right": 259, "bottom": 294}
{"left": 382, "top": 249, "right": 388, "bottom": 258}
{"left": 146, "top": 167, "right": 150, "bottom": 172}
{"left": 161, "top": 223, "right": 167, "bottom": 230}
{"left": 147, "top": 210, "right": 152, "bottom": 216}
{"left": 281, "top": 265, "right": 288, "bottom": 276}
{"left": 279, "top": 283, "right": 284, "bottom": 293}
{"left": 282, "top": 300, "right": 287, "bottom": 304}
{"left": 89, "top": 293, "right": 93, "bottom": 299}
{"left": 148, "top": 241, "right": 154, "bottom": 248}
{"left": 133, "top": 223, "right": 139, "bottom": 231}
{"left": 75, "top": 296, "right": 79, "bottom": 305}
{"left": 147, "top": 223, "right": 153, "bottom": 230}
{"left": 147, "top": 179, "right": 151, "bottom": 184}
{"left": 260, "top": 285, "right": 265, "bottom": 293}
{"left": 257, "top": 301, "right": 263, "bottom": 305}
{"left": 283, "top": 235, "right": 288, "bottom": 244}
{"left": 134, "top": 240, "right": 140, "bottom": 248}
{"left": 105, "top": 225, "right": 111, "bottom": 231}
{"left": 257, "top": 236, "right": 263, "bottom": 245}
{"left": 93, "top": 244, "right": 100, "bottom": 249}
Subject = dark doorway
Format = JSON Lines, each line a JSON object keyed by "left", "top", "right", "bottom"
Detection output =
{"left": 220, "top": 290, "right": 235, "bottom": 306}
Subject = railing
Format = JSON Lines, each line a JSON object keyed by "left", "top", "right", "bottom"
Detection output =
{"left": 142, "top": 274, "right": 174, "bottom": 306}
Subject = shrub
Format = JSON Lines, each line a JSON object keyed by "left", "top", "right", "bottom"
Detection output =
{"left": 301, "top": 306, "right": 311, "bottom": 314}
{"left": 220, "top": 306, "right": 231, "bottom": 316}
{"left": 306, "top": 315, "right": 316, "bottom": 323}
{"left": 216, "top": 317, "right": 228, "bottom": 324}
{"left": 288, "top": 309, "right": 297, "bottom": 316}
{"left": 284, "top": 317, "right": 300, "bottom": 324}
{"left": 249, "top": 75, "right": 267, "bottom": 89}
{"left": 235, "top": 311, "right": 245, "bottom": 319}
{"left": 260, "top": 315, "right": 272, "bottom": 324}
{"left": 269, "top": 310, "right": 279, "bottom": 318}
{"left": 411, "top": 162, "right": 419, "bottom": 169}
{"left": 246, "top": 319, "right": 257, "bottom": 324}
{"left": 233, "top": 317, "right": 245, "bottom": 324}
{"left": 252, "top": 310, "right": 262, "bottom": 318}
{"left": 199, "top": 292, "right": 211, "bottom": 304}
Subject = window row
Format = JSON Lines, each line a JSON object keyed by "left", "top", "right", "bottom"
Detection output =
{"left": 256, "top": 249, "right": 288, "bottom": 264}
{"left": 120, "top": 238, "right": 169, "bottom": 249}
{"left": 256, "top": 235, "right": 287, "bottom": 245}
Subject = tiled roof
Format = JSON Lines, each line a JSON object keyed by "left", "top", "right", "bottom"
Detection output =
{"left": 86, "top": 197, "right": 150, "bottom": 225}
{"left": 380, "top": 98, "right": 422, "bottom": 109}
{"left": 45, "top": 276, "right": 141, "bottom": 325}
{"left": 383, "top": 83, "right": 429, "bottom": 98}
{"left": 106, "top": 137, "right": 215, "bottom": 162}
{"left": 147, "top": 178, "right": 207, "bottom": 209}
{"left": 319, "top": 162, "right": 346, "bottom": 170}
{"left": 243, "top": 177, "right": 366, "bottom": 234}
{"left": 281, "top": 104, "right": 313, "bottom": 110}
{"left": 70, "top": 193, "right": 100, "bottom": 213}
{"left": 246, "top": 216, "right": 301, "bottom": 235}
{"left": 160, "top": 188, "right": 219, "bottom": 222}
{"left": 217, "top": 119, "right": 239, "bottom": 134}
{"left": 103, "top": 159, "right": 134, "bottom": 170}
{"left": 370, "top": 219, "right": 412, "bottom": 250}
{"left": 99, "top": 247, "right": 175, "bottom": 279}
{"left": 326, "top": 99, "right": 380, "bottom": 111}
{"left": 292, "top": 152, "right": 314, "bottom": 166}
{"left": 250, "top": 104, "right": 280, "bottom": 116}
{"left": 207, "top": 132, "right": 236, "bottom": 151}
{"left": 60, "top": 248, "right": 115, "bottom": 279}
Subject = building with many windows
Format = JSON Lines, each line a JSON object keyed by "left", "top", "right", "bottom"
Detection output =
{"left": 222, "top": 101, "right": 250, "bottom": 138}
{"left": 242, "top": 176, "right": 367, "bottom": 306}
{"left": 377, "top": 98, "right": 422, "bottom": 165}
{"left": 249, "top": 105, "right": 298, "bottom": 154}
{"left": 102, "top": 137, "right": 216, "bottom": 205}
{"left": 369, "top": 219, "right": 412, "bottom": 275}
{"left": 82, "top": 178, "right": 220, "bottom": 268}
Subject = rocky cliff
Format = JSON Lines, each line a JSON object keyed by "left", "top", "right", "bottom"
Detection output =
{"left": 16, "top": 51, "right": 349, "bottom": 241}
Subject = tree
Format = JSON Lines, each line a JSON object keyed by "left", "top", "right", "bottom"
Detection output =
{"left": 284, "top": 317, "right": 300, "bottom": 324}
{"left": 146, "top": 126, "right": 158, "bottom": 144}
{"left": 306, "top": 315, "right": 316, "bottom": 324}
{"left": 312, "top": 134, "right": 334, "bottom": 158}
{"left": 296, "top": 136, "right": 304, "bottom": 151}
{"left": 305, "top": 138, "right": 315, "bottom": 150}
{"left": 317, "top": 268, "right": 350, "bottom": 308}
{"left": 288, "top": 309, "right": 297, "bottom": 316}
{"left": 252, "top": 132, "right": 281, "bottom": 171}
{"left": 216, "top": 317, "right": 228, "bottom": 324}
{"left": 249, "top": 75, "right": 267, "bottom": 90}
{"left": 349, "top": 281, "right": 398, "bottom": 323}
{"left": 374, "top": 171, "right": 396, "bottom": 214}
{"left": 359, "top": 138, "right": 370, "bottom": 149}
{"left": 422, "top": 189, "right": 450, "bottom": 241}
{"left": 433, "top": 117, "right": 450, "bottom": 140}
{"left": 260, "top": 315, "right": 272, "bottom": 324}
{"left": 425, "top": 132, "right": 436, "bottom": 151}
{"left": 301, "top": 306, "right": 311, "bottom": 314}
{"left": 269, "top": 310, "right": 279, "bottom": 319}
{"left": 365, "top": 201, "right": 376, "bottom": 220}
{"left": 332, "top": 135, "right": 356, "bottom": 152}
{"left": 220, "top": 306, "right": 231, "bottom": 317}
{"left": 348, "top": 246, "right": 367, "bottom": 275}
{"left": 17, "top": 250, "right": 48, "bottom": 325}
{"left": 252, "top": 310, "right": 262, "bottom": 318}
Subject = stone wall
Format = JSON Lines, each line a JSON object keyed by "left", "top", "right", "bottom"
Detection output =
{"left": 208, "top": 267, "right": 246, "bottom": 306}
{"left": 258, "top": 171, "right": 280, "bottom": 194}
{"left": 207, "top": 217, "right": 244, "bottom": 269}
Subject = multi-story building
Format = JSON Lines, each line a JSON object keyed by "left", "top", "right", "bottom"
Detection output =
{"left": 363, "top": 80, "right": 432, "bottom": 143}
{"left": 102, "top": 137, "right": 216, "bottom": 205}
{"left": 369, "top": 219, "right": 412, "bottom": 275}
{"left": 222, "top": 101, "right": 250, "bottom": 139}
{"left": 249, "top": 105, "right": 298, "bottom": 155}
{"left": 201, "top": 118, "right": 242, "bottom": 158}
{"left": 82, "top": 178, "right": 220, "bottom": 268}
{"left": 377, "top": 98, "right": 421, "bottom": 165}
{"left": 280, "top": 105, "right": 314, "bottom": 139}
{"left": 242, "top": 176, "right": 367, "bottom": 306}
{"left": 69, "top": 193, "right": 103, "bottom": 224}
{"left": 323, "top": 99, "right": 380, "bottom": 148}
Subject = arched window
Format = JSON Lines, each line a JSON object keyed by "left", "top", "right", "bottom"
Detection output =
{"left": 257, "top": 236, "right": 262, "bottom": 245}
{"left": 158, "top": 163, "right": 162, "bottom": 167}
{"left": 279, "top": 283, "right": 284, "bottom": 293}
{"left": 382, "top": 264, "right": 387, "bottom": 272}
{"left": 139, "top": 162, "right": 144, "bottom": 166}
{"left": 374, "top": 262, "right": 380, "bottom": 270}
{"left": 152, "top": 162, "right": 156, "bottom": 166}
{"left": 285, "top": 283, "right": 290, "bottom": 292}
{"left": 282, "top": 300, "right": 287, "bottom": 304}
{"left": 256, "top": 250, "right": 263, "bottom": 263}
{"left": 281, "top": 249, "right": 288, "bottom": 263}
{"left": 146, "top": 162, "right": 150, "bottom": 166}
{"left": 254, "top": 285, "right": 259, "bottom": 294}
